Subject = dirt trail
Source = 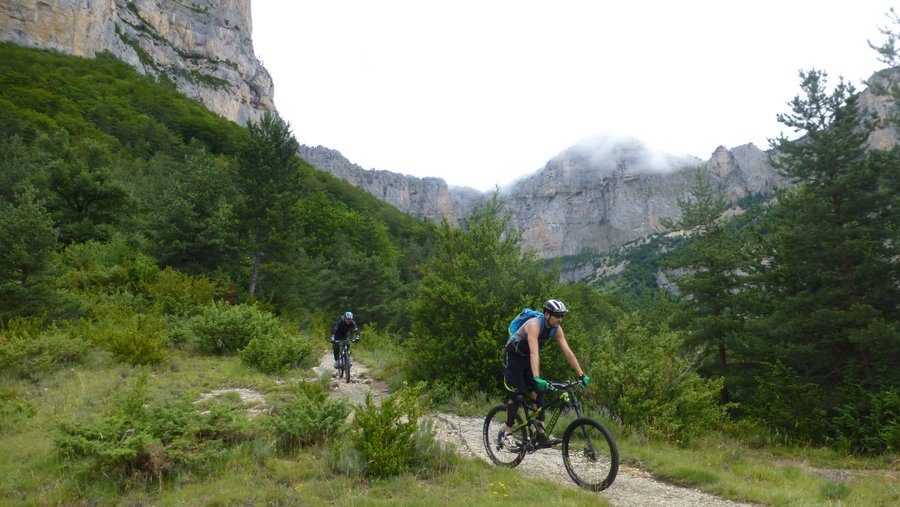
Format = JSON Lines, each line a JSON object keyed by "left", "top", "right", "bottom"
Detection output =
{"left": 316, "top": 353, "right": 757, "bottom": 507}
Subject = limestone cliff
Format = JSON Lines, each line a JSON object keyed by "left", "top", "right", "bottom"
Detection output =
{"left": 0, "top": 0, "right": 272, "bottom": 125}
{"left": 301, "top": 137, "right": 782, "bottom": 259}
{"left": 298, "top": 145, "right": 486, "bottom": 226}
{"left": 860, "top": 67, "right": 900, "bottom": 151}
{"left": 503, "top": 139, "right": 780, "bottom": 258}
{"left": 304, "top": 68, "right": 900, "bottom": 261}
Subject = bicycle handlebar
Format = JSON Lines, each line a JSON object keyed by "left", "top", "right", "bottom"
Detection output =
{"left": 546, "top": 379, "right": 584, "bottom": 391}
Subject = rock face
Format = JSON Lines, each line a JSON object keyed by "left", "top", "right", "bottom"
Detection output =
{"left": 302, "top": 137, "right": 782, "bottom": 259}
{"left": 860, "top": 68, "right": 900, "bottom": 151}
{"left": 298, "top": 71, "right": 900, "bottom": 260}
{"left": 503, "top": 138, "right": 780, "bottom": 258}
{"left": 298, "top": 145, "right": 486, "bottom": 226}
{"left": 0, "top": 0, "right": 273, "bottom": 125}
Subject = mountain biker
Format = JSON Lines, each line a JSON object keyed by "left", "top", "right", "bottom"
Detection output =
{"left": 331, "top": 311, "right": 360, "bottom": 368}
{"left": 502, "top": 299, "right": 590, "bottom": 448}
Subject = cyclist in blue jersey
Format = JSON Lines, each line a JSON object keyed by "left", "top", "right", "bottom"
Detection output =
{"left": 502, "top": 299, "right": 590, "bottom": 448}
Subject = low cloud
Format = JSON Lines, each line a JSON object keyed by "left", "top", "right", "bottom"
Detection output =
{"left": 563, "top": 133, "right": 699, "bottom": 177}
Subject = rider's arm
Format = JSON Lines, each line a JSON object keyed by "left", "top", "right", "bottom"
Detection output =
{"left": 555, "top": 327, "right": 584, "bottom": 377}
{"left": 526, "top": 320, "right": 542, "bottom": 378}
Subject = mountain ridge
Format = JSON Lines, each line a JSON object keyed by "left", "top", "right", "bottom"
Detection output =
{"left": 4, "top": 0, "right": 897, "bottom": 264}
{"left": 298, "top": 139, "right": 783, "bottom": 260}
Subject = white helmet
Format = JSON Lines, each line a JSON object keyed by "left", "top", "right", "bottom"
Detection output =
{"left": 541, "top": 299, "right": 568, "bottom": 316}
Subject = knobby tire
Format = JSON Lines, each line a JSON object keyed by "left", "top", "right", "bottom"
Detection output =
{"left": 482, "top": 405, "right": 526, "bottom": 467}
{"left": 343, "top": 347, "right": 351, "bottom": 383}
{"left": 561, "top": 417, "right": 619, "bottom": 491}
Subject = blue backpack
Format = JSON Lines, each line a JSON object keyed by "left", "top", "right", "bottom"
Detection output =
{"left": 506, "top": 308, "right": 557, "bottom": 352}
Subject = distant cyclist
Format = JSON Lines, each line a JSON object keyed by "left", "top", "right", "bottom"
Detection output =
{"left": 502, "top": 299, "right": 589, "bottom": 448}
{"left": 331, "top": 311, "right": 360, "bottom": 368}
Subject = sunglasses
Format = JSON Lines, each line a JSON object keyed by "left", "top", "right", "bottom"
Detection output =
{"left": 551, "top": 313, "right": 565, "bottom": 320}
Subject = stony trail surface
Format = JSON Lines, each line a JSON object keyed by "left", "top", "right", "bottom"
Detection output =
{"left": 315, "top": 353, "right": 759, "bottom": 507}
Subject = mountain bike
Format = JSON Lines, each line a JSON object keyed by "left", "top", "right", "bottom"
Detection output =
{"left": 333, "top": 335, "right": 359, "bottom": 383}
{"left": 482, "top": 379, "right": 619, "bottom": 491}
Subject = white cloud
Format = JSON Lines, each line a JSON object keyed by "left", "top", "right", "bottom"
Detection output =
{"left": 252, "top": 1, "right": 895, "bottom": 191}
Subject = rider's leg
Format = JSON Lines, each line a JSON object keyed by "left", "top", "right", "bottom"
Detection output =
{"left": 505, "top": 392, "right": 526, "bottom": 432}
{"left": 532, "top": 390, "right": 546, "bottom": 428}
{"left": 503, "top": 351, "right": 532, "bottom": 434}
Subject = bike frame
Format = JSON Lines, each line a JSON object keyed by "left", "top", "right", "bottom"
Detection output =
{"left": 509, "top": 381, "right": 582, "bottom": 450}
{"left": 339, "top": 340, "right": 351, "bottom": 364}
{"left": 484, "top": 378, "right": 619, "bottom": 491}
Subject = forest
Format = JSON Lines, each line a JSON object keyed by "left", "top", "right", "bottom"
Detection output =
{"left": 0, "top": 26, "right": 898, "bottom": 503}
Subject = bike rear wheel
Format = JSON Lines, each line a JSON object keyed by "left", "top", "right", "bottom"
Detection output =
{"left": 482, "top": 405, "right": 526, "bottom": 467}
{"left": 562, "top": 417, "right": 619, "bottom": 491}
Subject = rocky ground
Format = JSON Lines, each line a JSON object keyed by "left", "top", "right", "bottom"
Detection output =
{"left": 313, "top": 353, "right": 759, "bottom": 507}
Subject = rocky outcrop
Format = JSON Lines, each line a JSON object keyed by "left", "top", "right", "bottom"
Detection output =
{"left": 0, "top": 0, "right": 273, "bottom": 125}
{"left": 859, "top": 67, "right": 900, "bottom": 150}
{"left": 502, "top": 138, "right": 779, "bottom": 258}
{"left": 299, "top": 68, "right": 900, "bottom": 260}
{"left": 298, "top": 145, "right": 486, "bottom": 226}
{"left": 301, "top": 135, "right": 782, "bottom": 259}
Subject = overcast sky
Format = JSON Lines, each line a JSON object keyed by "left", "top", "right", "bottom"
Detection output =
{"left": 251, "top": 1, "right": 896, "bottom": 191}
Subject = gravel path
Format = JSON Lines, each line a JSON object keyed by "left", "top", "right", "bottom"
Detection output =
{"left": 316, "top": 353, "right": 758, "bottom": 507}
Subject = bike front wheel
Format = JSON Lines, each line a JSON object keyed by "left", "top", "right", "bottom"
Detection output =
{"left": 482, "top": 405, "right": 526, "bottom": 467}
{"left": 343, "top": 349, "right": 351, "bottom": 383}
{"left": 562, "top": 417, "right": 619, "bottom": 491}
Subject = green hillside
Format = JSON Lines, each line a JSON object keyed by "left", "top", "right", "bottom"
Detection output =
{"left": 1, "top": 37, "right": 898, "bottom": 506}
{"left": 0, "top": 41, "right": 434, "bottom": 329}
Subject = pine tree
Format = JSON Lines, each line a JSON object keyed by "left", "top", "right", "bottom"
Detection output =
{"left": 747, "top": 70, "right": 900, "bottom": 444}
{"left": 0, "top": 189, "right": 60, "bottom": 321}
{"left": 663, "top": 167, "right": 743, "bottom": 402}
{"left": 234, "top": 111, "right": 302, "bottom": 297}
{"left": 408, "top": 193, "right": 554, "bottom": 393}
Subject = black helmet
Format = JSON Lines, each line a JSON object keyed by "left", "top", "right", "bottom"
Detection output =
{"left": 344, "top": 311, "right": 353, "bottom": 319}
{"left": 541, "top": 299, "right": 568, "bottom": 316}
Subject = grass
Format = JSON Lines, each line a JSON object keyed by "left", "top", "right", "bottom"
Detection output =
{"left": 619, "top": 433, "right": 900, "bottom": 506}
{"left": 358, "top": 336, "right": 899, "bottom": 506}
{"left": 0, "top": 340, "right": 609, "bottom": 507}
{"left": 2, "top": 333, "right": 898, "bottom": 506}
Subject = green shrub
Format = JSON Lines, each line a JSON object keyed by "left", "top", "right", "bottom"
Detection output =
{"left": 188, "top": 302, "right": 279, "bottom": 354}
{"left": 141, "top": 267, "right": 218, "bottom": 317}
{"left": 831, "top": 387, "right": 900, "bottom": 454}
{"left": 55, "top": 373, "right": 254, "bottom": 482}
{"left": 0, "top": 316, "right": 89, "bottom": 378}
{"left": 587, "top": 314, "right": 728, "bottom": 443}
{"left": 349, "top": 382, "right": 446, "bottom": 478}
{"left": 268, "top": 381, "right": 350, "bottom": 451}
{"left": 239, "top": 330, "right": 312, "bottom": 374}
{"left": 0, "top": 387, "right": 36, "bottom": 418}
{"left": 89, "top": 303, "right": 167, "bottom": 365}
{"left": 746, "top": 361, "right": 828, "bottom": 443}
{"left": 56, "top": 237, "right": 159, "bottom": 294}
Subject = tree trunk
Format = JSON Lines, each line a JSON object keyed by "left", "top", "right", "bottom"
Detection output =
{"left": 718, "top": 340, "right": 730, "bottom": 404}
{"left": 248, "top": 251, "right": 262, "bottom": 296}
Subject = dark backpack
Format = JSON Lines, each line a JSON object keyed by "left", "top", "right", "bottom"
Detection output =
{"left": 506, "top": 308, "right": 557, "bottom": 351}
